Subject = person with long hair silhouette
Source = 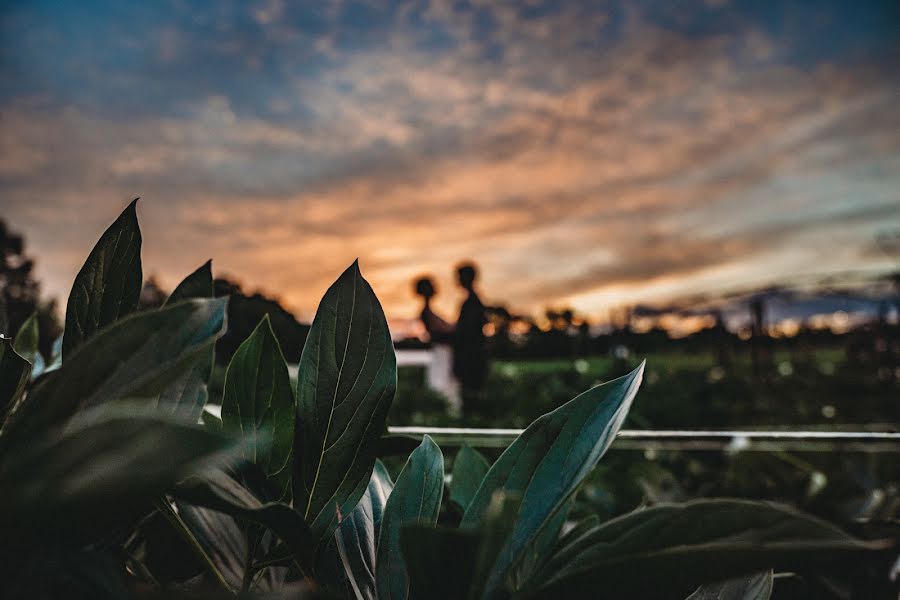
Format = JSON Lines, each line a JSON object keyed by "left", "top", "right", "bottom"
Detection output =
{"left": 413, "top": 276, "right": 460, "bottom": 413}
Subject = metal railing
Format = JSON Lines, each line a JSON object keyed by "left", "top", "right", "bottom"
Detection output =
{"left": 386, "top": 426, "right": 900, "bottom": 452}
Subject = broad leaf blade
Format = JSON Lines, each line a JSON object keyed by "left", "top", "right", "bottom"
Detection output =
{"left": 13, "top": 312, "right": 39, "bottom": 364}
{"left": 469, "top": 492, "right": 524, "bottom": 600}
{"left": 462, "top": 362, "right": 645, "bottom": 597}
{"left": 294, "top": 261, "right": 397, "bottom": 542}
{"left": 165, "top": 259, "right": 213, "bottom": 306}
{"left": 0, "top": 406, "right": 238, "bottom": 530}
{"left": 222, "top": 315, "right": 295, "bottom": 502}
{"left": 528, "top": 499, "right": 888, "bottom": 599}
{"left": 685, "top": 570, "right": 773, "bottom": 600}
{"left": 318, "top": 460, "right": 394, "bottom": 599}
{"left": 63, "top": 199, "right": 142, "bottom": 358}
{"left": 174, "top": 467, "right": 288, "bottom": 593}
{"left": 175, "top": 469, "right": 316, "bottom": 579}
{"left": 451, "top": 444, "right": 490, "bottom": 512}
{"left": 376, "top": 435, "right": 444, "bottom": 600}
{"left": 158, "top": 261, "right": 216, "bottom": 421}
{"left": 401, "top": 526, "right": 481, "bottom": 600}
{"left": 0, "top": 338, "right": 29, "bottom": 422}
{"left": 0, "top": 298, "right": 227, "bottom": 450}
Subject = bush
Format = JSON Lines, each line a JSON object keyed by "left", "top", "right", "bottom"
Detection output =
{"left": 0, "top": 201, "right": 894, "bottom": 599}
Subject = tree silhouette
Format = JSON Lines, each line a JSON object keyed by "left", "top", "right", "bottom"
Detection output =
{"left": 0, "top": 220, "right": 61, "bottom": 357}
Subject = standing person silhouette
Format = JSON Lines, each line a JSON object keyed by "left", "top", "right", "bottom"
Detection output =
{"left": 413, "top": 276, "right": 460, "bottom": 414}
{"left": 453, "top": 262, "right": 489, "bottom": 413}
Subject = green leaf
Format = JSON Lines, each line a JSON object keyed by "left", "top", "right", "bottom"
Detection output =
{"left": 13, "top": 312, "right": 39, "bottom": 364}
{"left": 399, "top": 491, "right": 522, "bottom": 600}
{"left": 451, "top": 444, "right": 490, "bottom": 512}
{"left": 685, "top": 570, "right": 773, "bottom": 600}
{"left": 158, "top": 260, "right": 216, "bottom": 421}
{"left": 173, "top": 469, "right": 288, "bottom": 592}
{"left": 461, "top": 362, "right": 645, "bottom": 597}
{"left": 0, "top": 298, "right": 227, "bottom": 451}
{"left": 0, "top": 337, "right": 29, "bottom": 422}
{"left": 222, "top": 315, "right": 295, "bottom": 502}
{"left": 0, "top": 405, "right": 239, "bottom": 530}
{"left": 526, "top": 499, "right": 889, "bottom": 600}
{"left": 174, "top": 469, "right": 316, "bottom": 580}
{"left": 294, "top": 260, "right": 397, "bottom": 542}
{"left": 376, "top": 435, "right": 444, "bottom": 600}
{"left": 165, "top": 259, "right": 213, "bottom": 306}
{"left": 318, "top": 460, "right": 394, "bottom": 599}
{"left": 401, "top": 526, "right": 481, "bottom": 600}
{"left": 469, "top": 492, "right": 524, "bottom": 600}
{"left": 63, "top": 199, "right": 142, "bottom": 358}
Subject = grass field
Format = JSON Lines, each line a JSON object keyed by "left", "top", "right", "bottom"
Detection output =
{"left": 390, "top": 347, "right": 895, "bottom": 430}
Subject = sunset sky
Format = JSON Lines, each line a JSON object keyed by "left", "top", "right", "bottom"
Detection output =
{"left": 2, "top": 0, "right": 898, "bottom": 325}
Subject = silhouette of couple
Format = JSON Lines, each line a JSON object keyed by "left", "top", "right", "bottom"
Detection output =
{"left": 414, "top": 262, "right": 488, "bottom": 413}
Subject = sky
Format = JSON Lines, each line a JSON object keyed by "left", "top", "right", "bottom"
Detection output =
{"left": 1, "top": 0, "right": 898, "bottom": 326}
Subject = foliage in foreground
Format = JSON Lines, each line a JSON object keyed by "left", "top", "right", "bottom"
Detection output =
{"left": 0, "top": 201, "right": 894, "bottom": 599}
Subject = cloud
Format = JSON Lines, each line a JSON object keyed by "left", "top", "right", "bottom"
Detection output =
{"left": 1, "top": 0, "right": 898, "bottom": 325}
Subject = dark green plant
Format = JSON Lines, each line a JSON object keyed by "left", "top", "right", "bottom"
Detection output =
{"left": 0, "top": 202, "right": 894, "bottom": 600}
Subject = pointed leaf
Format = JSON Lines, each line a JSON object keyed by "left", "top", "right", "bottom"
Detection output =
{"left": 376, "top": 435, "right": 444, "bottom": 600}
{"left": 294, "top": 261, "right": 397, "bottom": 541}
{"left": 165, "top": 260, "right": 213, "bottom": 306}
{"left": 527, "top": 500, "right": 889, "bottom": 600}
{"left": 0, "top": 338, "right": 29, "bottom": 422}
{"left": 222, "top": 315, "right": 295, "bottom": 502}
{"left": 461, "top": 363, "right": 645, "bottom": 597}
{"left": 685, "top": 570, "right": 773, "bottom": 600}
{"left": 63, "top": 199, "right": 142, "bottom": 358}
{"left": 158, "top": 260, "right": 215, "bottom": 421}
{"left": 13, "top": 312, "right": 39, "bottom": 364}
{"left": 0, "top": 298, "right": 227, "bottom": 450}
{"left": 451, "top": 444, "right": 490, "bottom": 512}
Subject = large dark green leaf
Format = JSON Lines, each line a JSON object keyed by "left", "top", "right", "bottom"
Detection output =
{"left": 0, "top": 406, "right": 239, "bottom": 530}
{"left": 173, "top": 467, "right": 288, "bottom": 593}
{"left": 0, "top": 298, "right": 227, "bottom": 450}
{"left": 222, "top": 315, "right": 294, "bottom": 501}
{"left": 525, "top": 499, "right": 889, "bottom": 600}
{"left": 451, "top": 444, "right": 490, "bottom": 512}
{"left": 376, "top": 435, "right": 444, "bottom": 600}
{"left": 400, "top": 526, "right": 481, "bottom": 600}
{"left": 63, "top": 199, "right": 142, "bottom": 358}
{"left": 399, "top": 491, "right": 521, "bottom": 600}
{"left": 157, "top": 261, "right": 216, "bottom": 421}
{"left": 685, "top": 571, "right": 773, "bottom": 600}
{"left": 0, "top": 338, "right": 29, "bottom": 422}
{"left": 318, "top": 460, "right": 394, "bottom": 599}
{"left": 294, "top": 261, "right": 397, "bottom": 542}
{"left": 13, "top": 312, "right": 39, "bottom": 364}
{"left": 461, "top": 362, "right": 645, "bottom": 598}
{"left": 469, "top": 492, "right": 524, "bottom": 600}
{"left": 174, "top": 469, "right": 316, "bottom": 580}
{"left": 165, "top": 260, "right": 213, "bottom": 306}
{"left": 171, "top": 502, "right": 248, "bottom": 590}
